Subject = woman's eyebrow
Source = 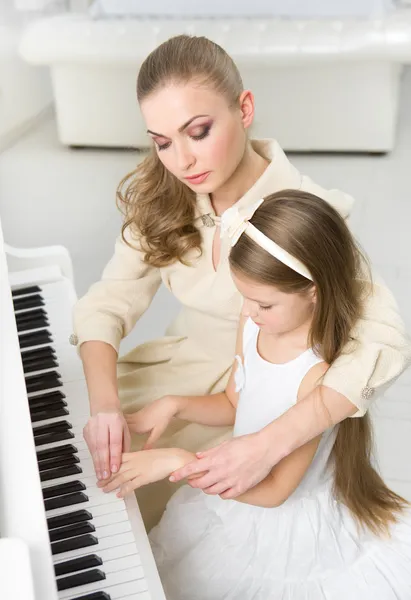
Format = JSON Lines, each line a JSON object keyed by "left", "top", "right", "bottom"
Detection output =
{"left": 147, "top": 114, "right": 210, "bottom": 137}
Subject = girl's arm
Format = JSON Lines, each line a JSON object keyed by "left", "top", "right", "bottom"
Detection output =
{"left": 169, "top": 314, "right": 246, "bottom": 425}
{"left": 126, "top": 316, "right": 246, "bottom": 445}
{"left": 102, "top": 361, "right": 330, "bottom": 506}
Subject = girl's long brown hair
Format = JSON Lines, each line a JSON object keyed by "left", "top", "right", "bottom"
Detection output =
{"left": 229, "top": 190, "right": 408, "bottom": 537}
{"left": 117, "top": 34, "right": 244, "bottom": 267}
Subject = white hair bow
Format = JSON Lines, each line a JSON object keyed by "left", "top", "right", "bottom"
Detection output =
{"left": 220, "top": 198, "right": 313, "bottom": 281}
{"left": 220, "top": 199, "right": 264, "bottom": 246}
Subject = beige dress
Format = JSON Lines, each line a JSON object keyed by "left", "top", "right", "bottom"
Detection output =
{"left": 73, "top": 139, "right": 411, "bottom": 530}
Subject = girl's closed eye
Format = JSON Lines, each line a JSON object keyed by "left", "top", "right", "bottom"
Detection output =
{"left": 259, "top": 305, "right": 273, "bottom": 311}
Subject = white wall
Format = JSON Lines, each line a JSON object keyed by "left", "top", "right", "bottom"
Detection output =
{"left": 0, "top": 1, "right": 53, "bottom": 151}
{"left": 92, "top": 0, "right": 395, "bottom": 18}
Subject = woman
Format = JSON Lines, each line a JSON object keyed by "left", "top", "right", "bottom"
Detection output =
{"left": 73, "top": 34, "right": 410, "bottom": 531}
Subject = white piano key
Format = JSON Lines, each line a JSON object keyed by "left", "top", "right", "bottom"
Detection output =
{"left": 92, "top": 510, "right": 134, "bottom": 530}
{"left": 97, "top": 553, "right": 142, "bottom": 575}
{"left": 54, "top": 543, "right": 140, "bottom": 571}
{"left": 37, "top": 434, "right": 88, "bottom": 454}
{"left": 91, "top": 520, "right": 132, "bottom": 539}
{"left": 42, "top": 471, "right": 97, "bottom": 490}
{"left": 9, "top": 272, "right": 165, "bottom": 599}
{"left": 58, "top": 566, "right": 147, "bottom": 600}
{"left": 56, "top": 542, "right": 140, "bottom": 567}
{"left": 48, "top": 508, "right": 132, "bottom": 535}
{"left": 46, "top": 495, "right": 125, "bottom": 520}
{"left": 54, "top": 531, "right": 137, "bottom": 562}
{"left": 119, "top": 593, "right": 152, "bottom": 600}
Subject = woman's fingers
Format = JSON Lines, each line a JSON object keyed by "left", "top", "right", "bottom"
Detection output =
{"left": 170, "top": 456, "right": 212, "bottom": 482}
{"left": 195, "top": 441, "right": 228, "bottom": 459}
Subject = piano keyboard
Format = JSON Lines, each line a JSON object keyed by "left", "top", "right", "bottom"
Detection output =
{"left": 2, "top": 258, "right": 166, "bottom": 600}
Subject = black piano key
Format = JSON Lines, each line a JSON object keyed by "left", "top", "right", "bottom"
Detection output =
{"left": 18, "top": 329, "right": 52, "bottom": 348}
{"left": 39, "top": 454, "right": 79, "bottom": 473}
{"left": 22, "top": 346, "right": 55, "bottom": 361}
{"left": 54, "top": 554, "right": 102, "bottom": 577}
{"left": 29, "top": 389, "right": 66, "bottom": 407}
{"left": 43, "top": 480, "right": 85, "bottom": 500}
{"left": 49, "top": 521, "right": 95, "bottom": 543}
{"left": 23, "top": 356, "right": 58, "bottom": 373}
{"left": 33, "top": 420, "right": 72, "bottom": 437}
{"left": 71, "top": 592, "right": 111, "bottom": 600}
{"left": 36, "top": 430, "right": 74, "bottom": 449}
{"left": 45, "top": 491, "right": 89, "bottom": 512}
{"left": 47, "top": 509, "right": 92, "bottom": 530}
{"left": 37, "top": 443, "right": 78, "bottom": 462}
{"left": 16, "top": 308, "right": 47, "bottom": 324}
{"left": 51, "top": 534, "right": 98, "bottom": 556}
{"left": 40, "top": 462, "right": 80, "bottom": 481}
{"left": 42, "top": 480, "right": 85, "bottom": 500}
{"left": 29, "top": 400, "right": 67, "bottom": 423}
{"left": 31, "top": 406, "right": 69, "bottom": 423}
{"left": 70, "top": 594, "right": 111, "bottom": 600}
{"left": 13, "top": 293, "right": 44, "bottom": 311}
{"left": 12, "top": 285, "right": 41, "bottom": 297}
{"left": 25, "top": 371, "right": 62, "bottom": 393}
{"left": 16, "top": 316, "right": 49, "bottom": 333}
{"left": 56, "top": 568, "right": 105, "bottom": 592}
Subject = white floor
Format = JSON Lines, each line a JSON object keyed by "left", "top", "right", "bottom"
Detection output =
{"left": 1, "top": 70, "right": 411, "bottom": 500}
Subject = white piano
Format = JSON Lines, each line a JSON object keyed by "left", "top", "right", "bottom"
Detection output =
{"left": 0, "top": 219, "right": 167, "bottom": 600}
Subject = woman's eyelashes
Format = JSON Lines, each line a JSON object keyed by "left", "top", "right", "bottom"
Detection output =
{"left": 190, "top": 124, "right": 211, "bottom": 141}
{"left": 155, "top": 124, "right": 212, "bottom": 151}
{"left": 157, "top": 141, "right": 171, "bottom": 151}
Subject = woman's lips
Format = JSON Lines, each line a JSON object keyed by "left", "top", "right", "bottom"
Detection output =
{"left": 184, "top": 171, "right": 211, "bottom": 185}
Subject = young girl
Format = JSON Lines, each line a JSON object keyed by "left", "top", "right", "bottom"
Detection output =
{"left": 74, "top": 34, "right": 410, "bottom": 530}
{"left": 100, "top": 190, "right": 411, "bottom": 599}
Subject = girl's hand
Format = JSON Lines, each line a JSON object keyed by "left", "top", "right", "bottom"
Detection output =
{"left": 125, "top": 395, "right": 180, "bottom": 449}
{"left": 98, "top": 448, "right": 192, "bottom": 498}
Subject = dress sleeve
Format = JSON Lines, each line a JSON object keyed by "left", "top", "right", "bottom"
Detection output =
{"left": 72, "top": 227, "right": 162, "bottom": 353}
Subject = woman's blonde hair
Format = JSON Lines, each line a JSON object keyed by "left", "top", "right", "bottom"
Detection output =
{"left": 229, "top": 189, "right": 409, "bottom": 537}
{"left": 117, "top": 34, "right": 244, "bottom": 266}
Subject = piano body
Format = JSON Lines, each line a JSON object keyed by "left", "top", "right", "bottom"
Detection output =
{"left": 0, "top": 218, "right": 166, "bottom": 600}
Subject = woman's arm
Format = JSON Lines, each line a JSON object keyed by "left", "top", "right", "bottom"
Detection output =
{"left": 73, "top": 227, "right": 162, "bottom": 352}
{"left": 74, "top": 227, "right": 162, "bottom": 479}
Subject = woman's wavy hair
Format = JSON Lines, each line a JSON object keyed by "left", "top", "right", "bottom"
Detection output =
{"left": 229, "top": 189, "right": 409, "bottom": 537}
{"left": 117, "top": 34, "right": 244, "bottom": 266}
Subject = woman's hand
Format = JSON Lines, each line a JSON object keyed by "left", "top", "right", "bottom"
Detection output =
{"left": 98, "top": 448, "right": 193, "bottom": 498}
{"left": 125, "top": 395, "right": 180, "bottom": 449}
{"left": 83, "top": 409, "right": 131, "bottom": 480}
{"left": 170, "top": 432, "right": 276, "bottom": 498}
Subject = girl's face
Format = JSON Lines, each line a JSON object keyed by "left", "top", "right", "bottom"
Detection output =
{"left": 140, "top": 82, "right": 253, "bottom": 193}
{"left": 231, "top": 270, "right": 316, "bottom": 337}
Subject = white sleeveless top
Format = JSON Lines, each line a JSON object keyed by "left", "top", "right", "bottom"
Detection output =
{"left": 233, "top": 318, "right": 338, "bottom": 493}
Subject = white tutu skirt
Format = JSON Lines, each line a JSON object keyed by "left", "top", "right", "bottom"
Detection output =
{"left": 148, "top": 483, "right": 411, "bottom": 600}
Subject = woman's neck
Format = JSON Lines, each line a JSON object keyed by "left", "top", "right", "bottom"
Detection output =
{"left": 210, "top": 143, "right": 269, "bottom": 216}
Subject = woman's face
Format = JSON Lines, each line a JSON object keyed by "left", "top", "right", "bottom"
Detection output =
{"left": 140, "top": 82, "right": 253, "bottom": 193}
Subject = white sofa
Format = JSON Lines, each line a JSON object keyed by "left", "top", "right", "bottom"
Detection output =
{"left": 0, "top": 5, "right": 53, "bottom": 152}
{"left": 19, "top": 8, "right": 411, "bottom": 152}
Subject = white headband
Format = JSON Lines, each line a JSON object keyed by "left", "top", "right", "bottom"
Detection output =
{"left": 220, "top": 199, "right": 313, "bottom": 281}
